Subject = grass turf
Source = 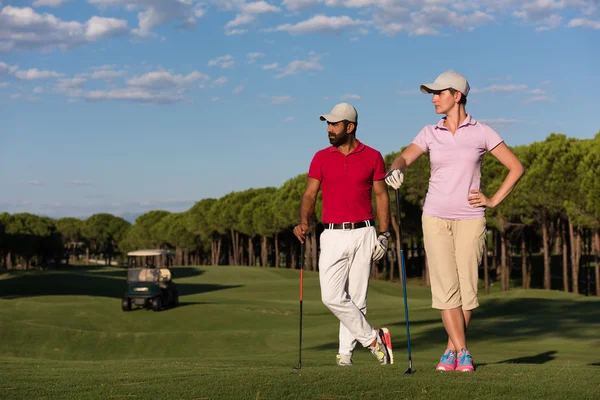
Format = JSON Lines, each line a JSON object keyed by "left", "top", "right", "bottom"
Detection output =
{"left": 1, "top": 265, "right": 599, "bottom": 399}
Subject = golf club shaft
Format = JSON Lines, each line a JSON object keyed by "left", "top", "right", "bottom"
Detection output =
{"left": 298, "top": 242, "right": 305, "bottom": 368}
{"left": 395, "top": 189, "right": 413, "bottom": 371}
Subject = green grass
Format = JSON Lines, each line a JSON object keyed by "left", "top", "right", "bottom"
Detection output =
{"left": 1, "top": 265, "right": 599, "bottom": 399}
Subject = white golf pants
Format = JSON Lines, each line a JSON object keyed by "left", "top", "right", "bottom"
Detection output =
{"left": 318, "top": 226, "right": 378, "bottom": 355}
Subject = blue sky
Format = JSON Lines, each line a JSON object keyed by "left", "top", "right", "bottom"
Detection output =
{"left": 1, "top": 0, "right": 599, "bottom": 219}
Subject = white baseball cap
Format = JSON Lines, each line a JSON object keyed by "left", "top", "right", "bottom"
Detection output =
{"left": 319, "top": 102, "right": 357, "bottom": 123}
{"left": 420, "top": 70, "right": 470, "bottom": 97}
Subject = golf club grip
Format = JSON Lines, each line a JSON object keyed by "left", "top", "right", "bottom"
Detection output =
{"left": 395, "top": 189, "right": 403, "bottom": 240}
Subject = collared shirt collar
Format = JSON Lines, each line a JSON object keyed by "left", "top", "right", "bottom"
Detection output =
{"left": 328, "top": 139, "right": 365, "bottom": 154}
{"left": 435, "top": 114, "right": 477, "bottom": 130}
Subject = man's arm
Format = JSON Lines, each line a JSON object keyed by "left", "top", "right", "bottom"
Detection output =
{"left": 293, "top": 177, "right": 321, "bottom": 242}
{"left": 373, "top": 180, "right": 390, "bottom": 233}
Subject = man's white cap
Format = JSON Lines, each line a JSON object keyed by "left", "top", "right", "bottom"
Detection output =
{"left": 319, "top": 102, "right": 357, "bottom": 123}
{"left": 420, "top": 70, "right": 470, "bottom": 97}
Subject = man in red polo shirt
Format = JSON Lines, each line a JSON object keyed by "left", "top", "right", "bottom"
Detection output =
{"left": 293, "top": 102, "right": 393, "bottom": 366}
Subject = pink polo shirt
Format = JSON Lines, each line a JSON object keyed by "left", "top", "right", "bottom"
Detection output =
{"left": 308, "top": 140, "right": 386, "bottom": 223}
{"left": 412, "top": 115, "right": 503, "bottom": 220}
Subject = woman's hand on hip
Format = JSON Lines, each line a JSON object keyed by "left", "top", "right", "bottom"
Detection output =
{"left": 468, "top": 189, "right": 496, "bottom": 208}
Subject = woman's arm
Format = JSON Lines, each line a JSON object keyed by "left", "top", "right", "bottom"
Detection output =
{"left": 468, "top": 143, "right": 525, "bottom": 208}
{"left": 390, "top": 143, "right": 425, "bottom": 171}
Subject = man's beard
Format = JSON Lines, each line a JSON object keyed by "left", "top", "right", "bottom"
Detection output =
{"left": 329, "top": 131, "right": 350, "bottom": 147}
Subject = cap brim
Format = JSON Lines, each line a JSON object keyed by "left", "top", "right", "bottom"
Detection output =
{"left": 420, "top": 83, "right": 449, "bottom": 94}
{"left": 319, "top": 114, "right": 344, "bottom": 123}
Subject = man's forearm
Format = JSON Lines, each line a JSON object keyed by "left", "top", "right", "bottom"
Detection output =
{"left": 300, "top": 193, "right": 316, "bottom": 225}
{"left": 375, "top": 193, "right": 390, "bottom": 232}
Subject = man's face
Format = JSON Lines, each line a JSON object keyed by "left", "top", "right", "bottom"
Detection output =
{"left": 327, "top": 120, "right": 353, "bottom": 147}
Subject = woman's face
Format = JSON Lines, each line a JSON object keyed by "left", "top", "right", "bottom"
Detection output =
{"left": 431, "top": 89, "right": 458, "bottom": 114}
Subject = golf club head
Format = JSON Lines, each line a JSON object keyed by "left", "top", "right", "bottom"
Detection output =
{"left": 403, "top": 367, "right": 414, "bottom": 375}
{"left": 293, "top": 363, "right": 302, "bottom": 370}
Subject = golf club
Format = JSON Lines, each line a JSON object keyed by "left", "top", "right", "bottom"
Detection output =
{"left": 293, "top": 241, "right": 305, "bottom": 370}
{"left": 395, "top": 189, "right": 414, "bottom": 375}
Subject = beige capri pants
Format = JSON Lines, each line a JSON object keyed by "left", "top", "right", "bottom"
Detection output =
{"left": 422, "top": 214, "right": 487, "bottom": 311}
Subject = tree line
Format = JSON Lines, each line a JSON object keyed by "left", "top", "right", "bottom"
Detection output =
{"left": 1, "top": 132, "right": 599, "bottom": 296}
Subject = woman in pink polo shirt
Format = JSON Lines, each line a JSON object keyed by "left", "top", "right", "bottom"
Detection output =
{"left": 385, "top": 71, "right": 524, "bottom": 372}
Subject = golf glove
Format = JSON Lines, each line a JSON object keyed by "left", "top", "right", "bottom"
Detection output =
{"left": 385, "top": 169, "right": 404, "bottom": 190}
{"left": 372, "top": 233, "right": 389, "bottom": 261}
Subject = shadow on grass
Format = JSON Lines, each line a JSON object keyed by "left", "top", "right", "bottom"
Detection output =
{"left": 0, "top": 269, "right": 242, "bottom": 300}
{"left": 496, "top": 350, "right": 557, "bottom": 364}
{"left": 589, "top": 363, "right": 600, "bottom": 366}
{"left": 312, "top": 298, "right": 600, "bottom": 355}
{"left": 124, "top": 301, "right": 211, "bottom": 312}
{"left": 383, "top": 298, "right": 600, "bottom": 352}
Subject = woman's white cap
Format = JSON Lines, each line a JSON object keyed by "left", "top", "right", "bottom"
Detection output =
{"left": 420, "top": 71, "right": 470, "bottom": 96}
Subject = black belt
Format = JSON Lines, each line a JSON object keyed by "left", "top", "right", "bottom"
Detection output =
{"left": 324, "top": 219, "right": 375, "bottom": 230}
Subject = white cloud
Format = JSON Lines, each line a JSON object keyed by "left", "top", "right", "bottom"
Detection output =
{"left": 284, "top": 116, "right": 295, "bottom": 122}
{"left": 0, "top": 6, "right": 128, "bottom": 52}
{"left": 88, "top": 0, "right": 206, "bottom": 37}
{"left": 208, "top": 55, "right": 235, "bottom": 69}
{"left": 225, "top": 28, "right": 248, "bottom": 35}
{"left": 0, "top": 82, "right": 9, "bottom": 88}
{"left": 26, "top": 180, "right": 44, "bottom": 186}
{"left": 269, "top": 95, "right": 294, "bottom": 104}
{"left": 524, "top": 95, "right": 554, "bottom": 104}
{"left": 275, "top": 58, "right": 324, "bottom": 78}
{"left": 211, "top": 97, "right": 221, "bottom": 102}
{"left": 225, "top": 13, "right": 255, "bottom": 28}
{"left": 127, "top": 70, "right": 209, "bottom": 89}
{"left": 283, "top": 0, "right": 321, "bottom": 12}
{"left": 0, "top": 61, "right": 18, "bottom": 76}
{"left": 33, "top": 0, "right": 72, "bottom": 7}
{"left": 242, "top": 1, "right": 281, "bottom": 14}
{"left": 529, "top": 88, "right": 546, "bottom": 95}
{"left": 233, "top": 85, "right": 244, "bottom": 94}
{"left": 340, "top": 93, "right": 361, "bottom": 100}
{"left": 86, "top": 69, "right": 126, "bottom": 80}
{"left": 273, "top": 14, "right": 364, "bottom": 35}
{"left": 9, "top": 93, "right": 39, "bottom": 102}
{"left": 85, "top": 89, "right": 183, "bottom": 104}
{"left": 15, "top": 68, "right": 64, "bottom": 80}
{"left": 68, "top": 180, "right": 90, "bottom": 186}
{"left": 55, "top": 77, "right": 87, "bottom": 96}
{"left": 262, "top": 63, "right": 279, "bottom": 70}
{"left": 224, "top": 1, "right": 281, "bottom": 34}
{"left": 247, "top": 52, "right": 265, "bottom": 63}
{"left": 568, "top": 18, "right": 600, "bottom": 29}
{"left": 212, "top": 76, "right": 228, "bottom": 86}
{"left": 470, "top": 84, "right": 528, "bottom": 94}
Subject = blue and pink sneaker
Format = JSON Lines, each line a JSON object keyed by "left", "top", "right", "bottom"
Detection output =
{"left": 456, "top": 348, "right": 474, "bottom": 372}
{"left": 436, "top": 349, "right": 457, "bottom": 371}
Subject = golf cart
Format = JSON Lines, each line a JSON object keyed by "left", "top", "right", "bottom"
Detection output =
{"left": 122, "top": 249, "right": 179, "bottom": 312}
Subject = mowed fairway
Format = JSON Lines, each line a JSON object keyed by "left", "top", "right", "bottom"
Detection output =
{"left": 1, "top": 265, "right": 599, "bottom": 400}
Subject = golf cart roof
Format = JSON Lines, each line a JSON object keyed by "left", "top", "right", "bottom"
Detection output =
{"left": 127, "top": 250, "right": 175, "bottom": 256}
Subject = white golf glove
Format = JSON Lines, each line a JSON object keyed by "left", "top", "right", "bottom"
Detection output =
{"left": 385, "top": 169, "right": 404, "bottom": 190}
{"left": 372, "top": 233, "right": 390, "bottom": 261}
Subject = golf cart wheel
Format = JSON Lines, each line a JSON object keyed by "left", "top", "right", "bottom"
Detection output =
{"left": 122, "top": 297, "right": 131, "bottom": 312}
{"left": 152, "top": 297, "right": 162, "bottom": 312}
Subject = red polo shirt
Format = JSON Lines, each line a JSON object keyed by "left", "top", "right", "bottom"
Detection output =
{"left": 308, "top": 140, "right": 386, "bottom": 224}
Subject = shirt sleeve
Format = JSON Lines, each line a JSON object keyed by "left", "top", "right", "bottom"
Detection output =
{"left": 484, "top": 125, "right": 504, "bottom": 151}
{"left": 307, "top": 152, "right": 322, "bottom": 182}
{"left": 373, "top": 151, "right": 386, "bottom": 181}
{"left": 412, "top": 126, "right": 430, "bottom": 153}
